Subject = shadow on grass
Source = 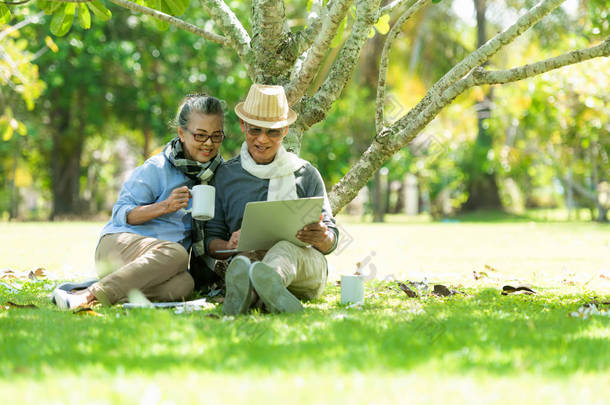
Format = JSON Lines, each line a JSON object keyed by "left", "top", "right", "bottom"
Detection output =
{"left": 0, "top": 287, "right": 608, "bottom": 377}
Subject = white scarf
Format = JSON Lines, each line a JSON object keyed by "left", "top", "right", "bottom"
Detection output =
{"left": 240, "top": 142, "right": 306, "bottom": 201}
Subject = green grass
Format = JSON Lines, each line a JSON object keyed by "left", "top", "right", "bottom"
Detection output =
{"left": 1, "top": 215, "right": 609, "bottom": 404}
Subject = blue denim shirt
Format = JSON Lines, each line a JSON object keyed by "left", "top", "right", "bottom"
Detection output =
{"left": 99, "top": 152, "right": 198, "bottom": 250}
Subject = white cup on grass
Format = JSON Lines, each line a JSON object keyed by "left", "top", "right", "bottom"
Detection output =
{"left": 187, "top": 185, "right": 215, "bottom": 221}
{"left": 341, "top": 275, "right": 365, "bottom": 305}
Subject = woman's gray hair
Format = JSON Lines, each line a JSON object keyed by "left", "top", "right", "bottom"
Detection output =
{"left": 172, "top": 93, "right": 226, "bottom": 129}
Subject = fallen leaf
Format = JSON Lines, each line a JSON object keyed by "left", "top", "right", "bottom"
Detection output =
{"left": 73, "top": 307, "right": 104, "bottom": 317}
{"left": 5, "top": 301, "right": 37, "bottom": 309}
{"left": 397, "top": 282, "right": 418, "bottom": 298}
{"left": 28, "top": 268, "right": 47, "bottom": 280}
{"left": 432, "top": 284, "right": 463, "bottom": 297}
{"left": 0, "top": 269, "right": 17, "bottom": 280}
{"left": 405, "top": 280, "right": 429, "bottom": 294}
{"left": 501, "top": 285, "right": 536, "bottom": 295}
{"left": 484, "top": 264, "right": 499, "bottom": 272}
{"left": 473, "top": 271, "right": 488, "bottom": 280}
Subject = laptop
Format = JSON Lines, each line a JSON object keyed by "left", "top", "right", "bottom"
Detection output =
{"left": 216, "top": 197, "right": 324, "bottom": 253}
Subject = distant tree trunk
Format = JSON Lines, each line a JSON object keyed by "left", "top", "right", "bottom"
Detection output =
{"left": 463, "top": 0, "right": 502, "bottom": 211}
{"left": 363, "top": 32, "right": 386, "bottom": 222}
{"left": 9, "top": 137, "right": 19, "bottom": 220}
{"left": 143, "top": 126, "right": 152, "bottom": 159}
{"left": 50, "top": 97, "right": 84, "bottom": 219}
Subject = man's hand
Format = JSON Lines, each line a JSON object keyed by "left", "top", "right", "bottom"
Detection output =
{"left": 296, "top": 214, "right": 335, "bottom": 254}
{"left": 227, "top": 229, "right": 241, "bottom": 249}
{"left": 208, "top": 229, "right": 241, "bottom": 260}
{"left": 163, "top": 186, "right": 191, "bottom": 214}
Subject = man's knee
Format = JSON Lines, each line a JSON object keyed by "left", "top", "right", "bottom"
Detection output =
{"left": 270, "top": 240, "right": 299, "bottom": 254}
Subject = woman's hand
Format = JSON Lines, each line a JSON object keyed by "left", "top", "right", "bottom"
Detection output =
{"left": 126, "top": 186, "right": 191, "bottom": 225}
{"left": 163, "top": 186, "right": 191, "bottom": 214}
{"left": 296, "top": 214, "right": 335, "bottom": 253}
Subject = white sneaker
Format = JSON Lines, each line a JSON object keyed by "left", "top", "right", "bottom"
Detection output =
{"left": 53, "top": 289, "right": 88, "bottom": 310}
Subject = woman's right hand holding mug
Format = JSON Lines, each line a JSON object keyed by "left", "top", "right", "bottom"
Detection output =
{"left": 164, "top": 186, "right": 191, "bottom": 213}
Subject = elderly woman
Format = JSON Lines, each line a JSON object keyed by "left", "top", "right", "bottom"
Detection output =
{"left": 54, "top": 94, "right": 225, "bottom": 309}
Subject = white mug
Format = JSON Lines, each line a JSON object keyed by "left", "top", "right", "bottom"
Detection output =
{"left": 341, "top": 275, "right": 365, "bottom": 305}
{"left": 187, "top": 185, "right": 215, "bottom": 221}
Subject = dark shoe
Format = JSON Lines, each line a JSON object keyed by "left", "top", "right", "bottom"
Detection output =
{"left": 249, "top": 262, "right": 303, "bottom": 314}
{"left": 223, "top": 256, "right": 254, "bottom": 315}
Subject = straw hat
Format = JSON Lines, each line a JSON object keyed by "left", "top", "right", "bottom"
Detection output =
{"left": 234, "top": 84, "right": 297, "bottom": 129}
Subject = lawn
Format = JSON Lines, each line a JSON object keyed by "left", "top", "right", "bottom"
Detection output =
{"left": 0, "top": 215, "right": 609, "bottom": 404}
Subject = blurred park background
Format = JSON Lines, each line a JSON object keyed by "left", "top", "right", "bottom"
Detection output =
{"left": 0, "top": 0, "right": 608, "bottom": 223}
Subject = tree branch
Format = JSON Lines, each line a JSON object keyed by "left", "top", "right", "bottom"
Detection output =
{"left": 0, "top": 11, "right": 44, "bottom": 42}
{"left": 287, "top": 0, "right": 326, "bottom": 63}
{"left": 329, "top": 39, "right": 610, "bottom": 213}
{"left": 393, "top": 0, "right": 568, "bottom": 135}
{"left": 199, "top": 0, "right": 253, "bottom": 78}
{"left": 285, "top": 0, "right": 353, "bottom": 105}
{"left": 251, "top": 0, "right": 290, "bottom": 82}
{"left": 380, "top": 0, "right": 411, "bottom": 15}
{"left": 299, "top": 0, "right": 382, "bottom": 128}
{"left": 376, "top": 0, "right": 427, "bottom": 132}
{"left": 471, "top": 38, "right": 610, "bottom": 85}
{"left": 107, "top": 0, "right": 229, "bottom": 47}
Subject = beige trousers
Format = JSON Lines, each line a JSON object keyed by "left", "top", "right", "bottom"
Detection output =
{"left": 91, "top": 233, "right": 194, "bottom": 305}
{"left": 240, "top": 240, "right": 328, "bottom": 300}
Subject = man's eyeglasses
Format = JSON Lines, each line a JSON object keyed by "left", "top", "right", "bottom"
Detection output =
{"left": 184, "top": 128, "right": 225, "bottom": 143}
{"left": 245, "top": 123, "right": 284, "bottom": 139}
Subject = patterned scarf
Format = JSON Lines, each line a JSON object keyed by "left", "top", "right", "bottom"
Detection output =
{"left": 164, "top": 137, "right": 223, "bottom": 260}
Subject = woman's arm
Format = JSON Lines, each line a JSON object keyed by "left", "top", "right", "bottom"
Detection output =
{"left": 127, "top": 186, "right": 191, "bottom": 225}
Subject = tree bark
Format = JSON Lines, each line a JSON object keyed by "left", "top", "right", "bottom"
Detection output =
{"left": 463, "top": 0, "right": 502, "bottom": 211}
{"left": 50, "top": 91, "right": 84, "bottom": 219}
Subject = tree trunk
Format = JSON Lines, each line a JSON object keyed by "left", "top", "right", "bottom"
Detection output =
{"left": 372, "top": 170, "right": 385, "bottom": 222}
{"left": 463, "top": 0, "right": 503, "bottom": 211}
{"left": 50, "top": 101, "right": 84, "bottom": 219}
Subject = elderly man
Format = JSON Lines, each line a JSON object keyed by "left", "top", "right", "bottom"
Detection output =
{"left": 205, "top": 83, "right": 339, "bottom": 314}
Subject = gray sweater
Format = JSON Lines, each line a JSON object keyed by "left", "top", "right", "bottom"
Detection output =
{"left": 204, "top": 155, "right": 339, "bottom": 254}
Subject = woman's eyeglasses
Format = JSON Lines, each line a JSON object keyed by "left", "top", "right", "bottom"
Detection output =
{"left": 184, "top": 128, "right": 225, "bottom": 143}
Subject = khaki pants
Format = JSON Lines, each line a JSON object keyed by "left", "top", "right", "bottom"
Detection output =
{"left": 91, "top": 233, "right": 194, "bottom": 305}
{"left": 239, "top": 240, "right": 328, "bottom": 300}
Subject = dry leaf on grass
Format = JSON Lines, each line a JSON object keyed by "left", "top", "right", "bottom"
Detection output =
{"left": 432, "top": 285, "right": 463, "bottom": 297}
{"left": 501, "top": 285, "right": 536, "bottom": 295}
{"left": 4, "top": 301, "right": 38, "bottom": 309}
{"left": 0, "top": 269, "right": 17, "bottom": 280}
{"left": 73, "top": 307, "right": 104, "bottom": 317}
{"left": 28, "top": 268, "right": 47, "bottom": 280}
{"left": 473, "top": 271, "right": 488, "bottom": 280}
{"left": 397, "top": 282, "right": 418, "bottom": 298}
